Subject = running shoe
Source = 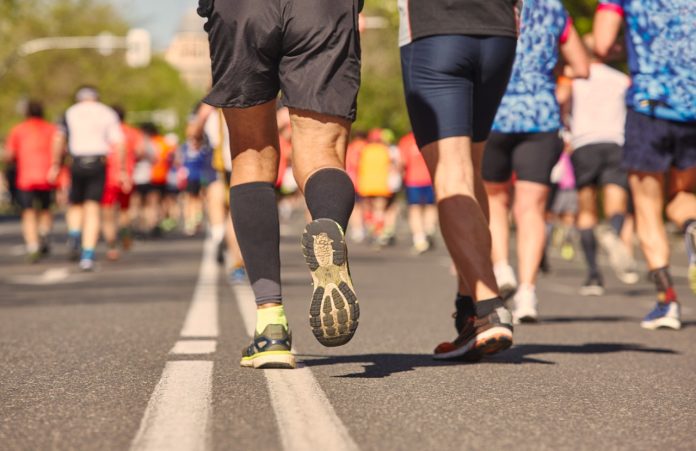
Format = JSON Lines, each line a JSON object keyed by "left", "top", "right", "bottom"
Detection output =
{"left": 512, "top": 288, "right": 538, "bottom": 324}
{"left": 685, "top": 222, "right": 696, "bottom": 295}
{"left": 641, "top": 302, "right": 681, "bottom": 331}
{"left": 79, "top": 258, "right": 95, "bottom": 272}
{"left": 494, "top": 263, "right": 518, "bottom": 301}
{"left": 302, "top": 218, "right": 359, "bottom": 347}
{"left": 240, "top": 324, "right": 296, "bottom": 369}
{"left": 26, "top": 251, "right": 41, "bottom": 264}
{"left": 216, "top": 239, "right": 226, "bottom": 266}
{"left": 412, "top": 239, "right": 430, "bottom": 255}
{"left": 106, "top": 247, "right": 120, "bottom": 261}
{"left": 597, "top": 224, "right": 639, "bottom": 284}
{"left": 228, "top": 266, "right": 247, "bottom": 285}
{"left": 39, "top": 237, "right": 51, "bottom": 256}
{"left": 561, "top": 242, "right": 575, "bottom": 261}
{"left": 434, "top": 303, "right": 513, "bottom": 361}
{"left": 120, "top": 228, "right": 133, "bottom": 251}
{"left": 579, "top": 275, "right": 605, "bottom": 296}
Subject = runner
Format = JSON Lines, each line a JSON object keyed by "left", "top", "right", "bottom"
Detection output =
{"left": 594, "top": 0, "right": 696, "bottom": 329}
{"left": 357, "top": 129, "right": 393, "bottom": 244}
{"left": 49, "top": 86, "right": 125, "bottom": 271}
{"left": 399, "top": 0, "right": 518, "bottom": 360}
{"left": 482, "top": 0, "right": 589, "bottom": 323}
{"left": 4, "top": 100, "right": 57, "bottom": 263}
{"left": 180, "top": 133, "right": 213, "bottom": 236}
{"left": 399, "top": 131, "right": 437, "bottom": 254}
{"left": 346, "top": 131, "right": 368, "bottom": 243}
{"left": 568, "top": 37, "right": 638, "bottom": 295}
{"left": 101, "top": 105, "right": 143, "bottom": 260}
{"left": 199, "top": 0, "right": 362, "bottom": 368}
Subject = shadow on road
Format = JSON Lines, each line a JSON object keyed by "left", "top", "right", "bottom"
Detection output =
{"left": 300, "top": 342, "right": 678, "bottom": 378}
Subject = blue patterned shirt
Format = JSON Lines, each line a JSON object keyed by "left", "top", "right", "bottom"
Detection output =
{"left": 492, "top": 0, "right": 570, "bottom": 134}
{"left": 598, "top": 0, "right": 696, "bottom": 123}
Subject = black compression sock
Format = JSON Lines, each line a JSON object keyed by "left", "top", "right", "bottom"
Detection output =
{"left": 455, "top": 294, "right": 475, "bottom": 331}
{"left": 304, "top": 168, "right": 355, "bottom": 232}
{"left": 579, "top": 228, "right": 600, "bottom": 278}
{"left": 475, "top": 297, "right": 505, "bottom": 318}
{"left": 229, "top": 182, "right": 282, "bottom": 305}
{"left": 609, "top": 214, "right": 625, "bottom": 235}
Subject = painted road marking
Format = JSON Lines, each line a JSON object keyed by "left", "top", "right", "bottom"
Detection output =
{"left": 131, "top": 237, "right": 219, "bottom": 451}
{"left": 170, "top": 340, "right": 217, "bottom": 355}
{"left": 231, "top": 284, "right": 359, "bottom": 451}
{"left": 6, "top": 267, "right": 89, "bottom": 285}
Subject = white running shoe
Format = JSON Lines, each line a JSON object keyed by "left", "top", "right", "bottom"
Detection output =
{"left": 512, "top": 287, "right": 538, "bottom": 324}
{"left": 494, "top": 263, "right": 518, "bottom": 301}
{"left": 596, "top": 225, "right": 639, "bottom": 285}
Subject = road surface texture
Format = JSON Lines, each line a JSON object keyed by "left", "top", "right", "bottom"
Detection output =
{"left": 1, "top": 215, "right": 695, "bottom": 450}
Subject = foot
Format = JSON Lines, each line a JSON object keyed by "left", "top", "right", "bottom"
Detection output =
{"left": 579, "top": 274, "right": 605, "bottom": 296}
{"left": 597, "top": 225, "right": 638, "bottom": 285}
{"left": 240, "top": 324, "right": 296, "bottom": 369}
{"left": 216, "top": 240, "right": 226, "bottom": 266}
{"left": 641, "top": 302, "right": 681, "bottom": 330}
{"left": 302, "top": 219, "right": 359, "bottom": 347}
{"left": 494, "top": 263, "right": 518, "bottom": 301}
{"left": 434, "top": 302, "right": 513, "bottom": 361}
{"left": 26, "top": 251, "right": 41, "bottom": 264}
{"left": 512, "top": 288, "right": 538, "bottom": 324}
{"left": 228, "top": 266, "right": 247, "bottom": 285}
{"left": 79, "top": 258, "right": 95, "bottom": 272}
{"left": 106, "top": 248, "right": 120, "bottom": 261}
{"left": 39, "top": 237, "right": 51, "bottom": 256}
{"left": 411, "top": 239, "right": 430, "bottom": 255}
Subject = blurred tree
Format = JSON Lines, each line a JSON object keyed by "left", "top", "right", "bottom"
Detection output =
{"left": 0, "top": 0, "right": 197, "bottom": 139}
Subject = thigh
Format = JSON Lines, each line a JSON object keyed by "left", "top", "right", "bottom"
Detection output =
{"left": 84, "top": 164, "right": 107, "bottom": 202}
{"left": 482, "top": 132, "right": 515, "bottom": 183}
{"left": 571, "top": 144, "right": 603, "bottom": 189}
{"left": 201, "top": 0, "right": 282, "bottom": 109}
{"left": 513, "top": 132, "right": 563, "bottom": 186}
{"left": 401, "top": 35, "right": 477, "bottom": 149}
{"left": 472, "top": 36, "right": 517, "bottom": 143}
{"left": 36, "top": 190, "right": 53, "bottom": 210}
{"left": 16, "top": 190, "right": 34, "bottom": 210}
{"left": 279, "top": 0, "right": 360, "bottom": 121}
{"left": 69, "top": 167, "right": 87, "bottom": 204}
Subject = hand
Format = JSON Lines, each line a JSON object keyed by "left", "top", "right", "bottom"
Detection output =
{"left": 46, "top": 165, "right": 60, "bottom": 184}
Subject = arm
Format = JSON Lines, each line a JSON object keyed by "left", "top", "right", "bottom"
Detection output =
{"left": 186, "top": 103, "right": 215, "bottom": 140}
{"left": 593, "top": 9, "right": 623, "bottom": 59}
{"left": 560, "top": 25, "right": 590, "bottom": 79}
{"left": 47, "top": 130, "right": 66, "bottom": 184}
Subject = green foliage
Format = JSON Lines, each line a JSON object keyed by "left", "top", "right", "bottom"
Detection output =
{"left": 0, "top": 0, "right": 197, "bottom": 139}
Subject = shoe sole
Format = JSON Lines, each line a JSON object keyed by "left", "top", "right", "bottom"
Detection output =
{"left": 514, "top": 314, "right": 538, "bottom": 324}
{"left": 579, "top": 286, "right": 605, "bottom": 296}
{"left": 241, "top": 351, "right": 296, "bottom": 369}
{"left": 433, "top": 327, "right": 513, "bottom": 361}
{"left": 302, "top": 219, "right": 359, "bottom": 347}
{"left": 640, "top": 318, "right": 681, "bottom": 331}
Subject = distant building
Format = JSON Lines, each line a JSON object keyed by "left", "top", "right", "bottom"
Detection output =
{"left": 164, "top": 9, "right": 211, "bottom": 92}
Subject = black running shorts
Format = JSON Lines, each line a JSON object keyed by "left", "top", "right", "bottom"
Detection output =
{"left": 17, "top": 189, "right": 53, "bottom": 211}
{"left": 69, "top": 156, "right": 106, "bottom": 204}
{"left": 401, "top": 34, "right": 516, "bottom": 147}
{"left": 483, "top": 131, "right": 563, "bottom": 186}
{"left": 199, "top": 0, "right": 362, "bottom": 121}
{"left": 571, "top": 142, "right": 628, "bottom": 190}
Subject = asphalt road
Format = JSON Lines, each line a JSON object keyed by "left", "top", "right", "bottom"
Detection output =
{"left": 1, "top": 214, "right": 695, "bottom": 451}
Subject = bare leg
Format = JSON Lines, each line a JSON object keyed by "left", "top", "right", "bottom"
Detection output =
{"left": 665, "top": 167, "right": 696, "bottom": 229}
{"left": 82, "top": 200, "right": 101, "bottom": 251}
{"left": 513, "top": 181, "right": 550, "bottom": 286}
{"left": 21, "top": 209, "right": 39, "bottom": 252}
{"left": 422, "top": 136, "right": 499, "bottom": 301}
{"left": 485, "top": 181, "right": 512, "bottom": 267}
{"left": 629, "top": 172, "right": 668, "bottom": 270}
{"left": 102, "top": 204, "right": 117, "bottom": 247}
{"left": 38, "top": 209, "right": 53, "bottom": 238}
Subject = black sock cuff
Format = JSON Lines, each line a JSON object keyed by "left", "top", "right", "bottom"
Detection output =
{"left": 475, "top": 297, "right": 505, "bottom": 317}
{"left": 455, "top": 294, "right": 475, "bottom": 315}
{"left": 229, "top": 181, "right": 275, "bottom": 194}
{"left": 650, "top": 267, "right": 673, "bottom": 290}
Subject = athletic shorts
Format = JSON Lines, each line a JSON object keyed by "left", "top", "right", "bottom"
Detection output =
{"left": 406, "top": 186, "right": 435, "bottom": 205}
{"left": 186, "top": 180, "right": 202, "bottom": 195}
{"left": 401, "top": 35, "right": 516, "bottom": 147}
{"left": 199, "top": 0, "right": 361, "bottom": 121}
{"left": 623, "top": 108, "right": 696, "bottom": 172}
{"left": 571, "top": 142, "right": 628, "bottom": 190}
{"left": 550, "top": 189, "right": 578, "bottom": 215}
{"left": 101, "top": 185, "right": 131, "bottom": 209}
{"left": 134, "top": 183, "right": 150, "bottom": 197}
{"left": 483, "top": 131, "right": 564, "bottom": 186}
{"left": 69, "top": 156, "right": 106, "bottom": 204}
{"left": 17, "top": 189, "right": 53, "bottom": 210}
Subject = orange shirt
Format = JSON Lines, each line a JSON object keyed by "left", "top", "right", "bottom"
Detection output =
{"left": 399, "top": 133, "right": 431, "bottom": 187}
{"left": 105, "top": 124, "right": 143, "bottom": 187}
{"left": 5, "top": 118, "right": 56, "bottom": 190}
{"left": 149, "top": 135, "right": 174, "bottom": 185}
{"left": 357, "top": 142, "right": 391, "bottom": 197}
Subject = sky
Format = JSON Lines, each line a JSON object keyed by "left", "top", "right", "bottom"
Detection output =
{"left": 110, "top": 0, "right": 196, "bottom": 50}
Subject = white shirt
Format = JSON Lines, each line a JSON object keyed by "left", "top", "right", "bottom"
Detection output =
{"left": 204, "top": 109, "right": 232, "bottom": 171}
{"left": 570, "top": 63, "right": 630, "bottom": 149}
{"left": 61, "top": 101, "right": 124, "bottom": 156}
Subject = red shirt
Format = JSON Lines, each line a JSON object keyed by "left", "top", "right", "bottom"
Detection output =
{"left": 5, "top": 118, "right": 56, "bottom": 190}
{"left": 399, "top": 133, "right": 431, "bottom": 187}
{"left": 105, "top": 124, "right": 142, "bottom": 188}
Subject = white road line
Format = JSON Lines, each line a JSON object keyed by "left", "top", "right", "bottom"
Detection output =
{"left": 170, "top": 340, "right": 217, "bottom": 355}
{"left": 231, "top": 284, "right": 360, "bottom": 451}
{"left": 131, "top": 237, "right": 219, "bottom": 451}
{"left": 181, "top": 239, "right": 220, "bottom": 338}
{"left": 130, "top": 361, "right": 214, "bottom": 451}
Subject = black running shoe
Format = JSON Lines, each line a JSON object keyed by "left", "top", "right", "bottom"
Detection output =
{"left": 302, "top": 219, "right": 359, "bottom": 347}
{"left": 579, "top": 275, "right": 605, "bottom": 296}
